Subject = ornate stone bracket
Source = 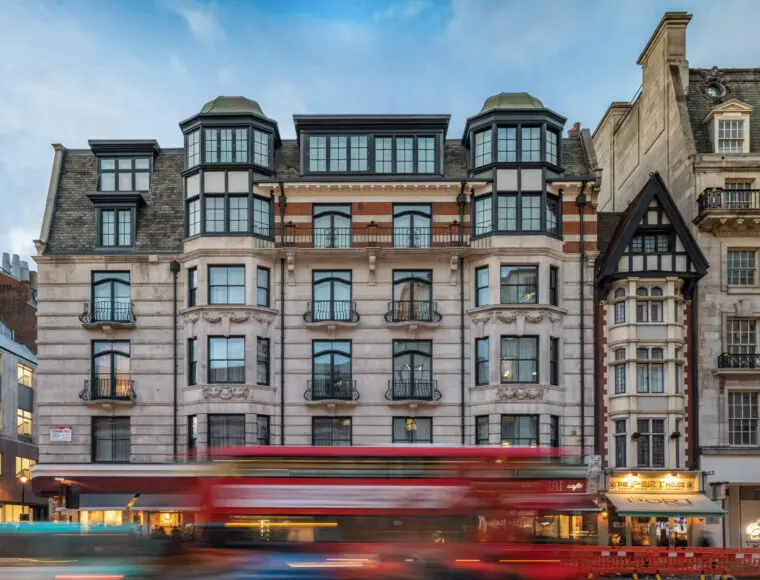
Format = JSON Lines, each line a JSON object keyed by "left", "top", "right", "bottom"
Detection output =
{"left": 201, "top": 386, "right": 249, "bottom": 400}
{"left": 286, "top": 251, "right": 296, "bottom": 286}
{"left": 368, "top": 250, "right": 377, "bottom": 286}
{"left": 449, "top": 255, "right": 459, "bottom": 286}
{"left": 496, "top": 386, "right": 544, "bottom": 401}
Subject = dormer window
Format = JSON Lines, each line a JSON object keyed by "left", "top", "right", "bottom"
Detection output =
{"left": 704, "top": 99, "right": 752, "bottom": 155}
{"left": 304, "top": 134, "right": 438, "bottom": 175}
{"left": 718, "top": 120, "right": 745, "bottom": 153}
{"left": 98, "top": 158, "right": 151, "bottom": 192}
{"left": 474, "top": 130, "right": 492, "bottom": 167}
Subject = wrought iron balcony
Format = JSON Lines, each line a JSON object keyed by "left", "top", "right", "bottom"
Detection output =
{"left": 303, "top": 300, "right": 360, "bottom": 324}
{"left": 384, "top": 300, "right": 442, "bottom": 324}
{"left": 80, "top": 378, "right": 136, "bottom": 402}
{"left": 385, "top": 379, "right": 441, "bottom": 402}
{"left": 278, "top": 223, "right": 470, "bottom": 249}
{"left": 717, "top": 353, "right": 760, "bottom": 370}
{"left": 79, "top": 301, "right": 136, "bottom": 326}
{"left": 305, "top": 378, "right": 359, "bottom": 402}
{"left": 695, "top": 187, "right": 760, "bottom": 234}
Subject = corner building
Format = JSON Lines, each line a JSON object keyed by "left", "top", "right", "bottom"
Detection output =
{"left": 33, "top": 94, "right": 598, "bottom": 526}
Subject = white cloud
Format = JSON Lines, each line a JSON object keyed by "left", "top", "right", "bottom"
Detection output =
{"left": 163, "top": 0, "right": 225, "bottom": 46}
{"left": 374, "top": 0, "right": 429, "bottom": 21}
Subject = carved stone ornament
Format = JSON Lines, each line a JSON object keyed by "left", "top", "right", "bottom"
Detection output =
{"left": 497, "top": 386, "right": 544, "bottom": 401}
{"left": 471, "top": 313, "right": 492, "bottom": 325}
{"left": 182, "top": 312, "right": 200, "bottom": 324}
{"left": 202, "top": 311, "right": 251, "bottom": 324}
{"left": 253, "top": 312, "right": 276, "bottom": 328}
{"left": 495, "top": 312, "right": 518, "bottom": 324}
{"left": 202, "top": 386, "right": 249, "bottom": 400}
{"left": 700, "top": 66, "right": 727, "bottom": 102}
{"left": 524, "top": 313, "right": 544, "bottom": 324}
{"left": 449, "top": 255, "right": 459, "bottom": 286}
{"left": 548, "top": 313, "right": 563, "bottom": 324}
{"left": 368, "top": 251, "right": 377, "bottom": 286}
{"left": 286, "top": 251, "right": 296, "bottom": 286}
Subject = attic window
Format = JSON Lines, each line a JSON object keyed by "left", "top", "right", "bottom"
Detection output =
{"left": 706, "top": 83, "right": 723, "bottom": 100}
{"left": 718, "top": 120, "right": 746, "bottom": 154}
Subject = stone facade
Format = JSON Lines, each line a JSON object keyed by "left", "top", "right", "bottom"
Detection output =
{"left": 594, "top": 11, "right": 760, "bottom": 547}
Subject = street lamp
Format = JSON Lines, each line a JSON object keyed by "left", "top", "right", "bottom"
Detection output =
{"left": 17, "top": 470, "right": 29, "bottom": 522}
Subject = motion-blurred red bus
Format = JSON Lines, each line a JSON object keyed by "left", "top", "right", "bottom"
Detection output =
{"left": 200, "top": 445, "right": 599, "bottom": 548}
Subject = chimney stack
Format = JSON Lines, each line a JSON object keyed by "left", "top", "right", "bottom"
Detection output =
{"left": 20, "top": 261, "right": 29, "bottom": 282}
{"left": 29, "top": 271, "right": 38, "bottom": 289}
{"left": 568, "top": 122, "right": 581, "bottom": 137}
{"left": 1, "top": 253, "right": 9, "bottom": 274}
{"left": 10, "top": 254, "right": 20, "bottom": 279}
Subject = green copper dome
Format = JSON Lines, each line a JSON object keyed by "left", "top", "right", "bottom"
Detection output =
{"left": 200, "top": 96, "right": 267, "bottom": 117}
{"left": 480, "top": 92, "right": 544, "bottom": 114}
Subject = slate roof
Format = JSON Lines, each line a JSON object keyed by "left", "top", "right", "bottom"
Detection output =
{"left": 45, "top": 150, "right": 186, "bottom": 255}
{"left": 44, "top": 127, "right": 595, "bottom": 255}
{"left": 687, "top": 68, "right": 760, "bottom": 154}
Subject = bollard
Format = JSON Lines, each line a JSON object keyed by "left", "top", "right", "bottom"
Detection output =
{"left": 632, "top": 572, "right": 639, "bottom": 580}
{"left": 587, "top": 572, "right": 592, "bottom": 580}
{"left": 700, "top": 570, "right": 706, "bottom": 580}
{"left": 655, "top": 571, "right": 661, "bottom": 580}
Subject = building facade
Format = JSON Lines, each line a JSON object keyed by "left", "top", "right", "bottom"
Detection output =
{"left": 0, "top": 318, "right": 42, "bottom": 521}
{"left": 593, "top": 12, "right": 760, "bottom": 547}
{"left": 32, "top": 93, "right": 599, "bottom": 536}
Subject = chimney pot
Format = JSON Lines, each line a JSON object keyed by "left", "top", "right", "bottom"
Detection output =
{"left": 29, "top": 271, "right": 38, "bottom": 290}
{"left": 568, "top": 122, "right": 582, "bottom": 137}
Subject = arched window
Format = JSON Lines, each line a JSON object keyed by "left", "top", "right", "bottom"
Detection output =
{"left": 391, "top": 270, "right": 434, "bottom": 322}
{"left": 91, "top": 341, "right": 131, "bottom": 400}
{"left": 313, "top": 205, "right": 351, "bottom": 248}
{"left": 613, "top": 287, "right": 626, "bottom": 325}
{"left": 391, "top": 340, "right": 434, "bottom": 400}
{"left": 393, "top": 205, "right": 431, "bottom": 248}
{"left": 92, "top": 272, "right": 131, "bottom": 322}
{"left": 312, "top": 271, "right": 352, "bottom": 321}
{"left": 311, "top": 341, "right": 352, "bottom": 400}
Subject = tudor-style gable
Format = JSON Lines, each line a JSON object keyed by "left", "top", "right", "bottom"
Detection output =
{"left": 596, "top": 173, "right": 708, "bottom": 297}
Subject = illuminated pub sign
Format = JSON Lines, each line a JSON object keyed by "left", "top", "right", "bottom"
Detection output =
{"left": 608, "top": 473, "right": 698, "bottom": 494}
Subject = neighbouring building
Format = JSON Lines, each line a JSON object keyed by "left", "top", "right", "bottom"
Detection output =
{"left": 593, "top": 11, "right": 759, "bottom": 547}
{"left": 32, "top": 93, "right": 600, "bottom": 539}
{"left": 0, "top": 253, "right": 38, "bottom": 354}
{"left": 0, "top": 317, "right": 43, "bottom": 521}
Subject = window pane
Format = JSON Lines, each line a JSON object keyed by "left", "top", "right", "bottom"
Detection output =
{"left": 117, "top": 211, "right": 131, "bottom": 246}
{"left": 375, "top": 137, "right": 393, "bottom": 173}
{"left": 475, "top": 130, "right": 492, "bottom": 167}
{"left": 253, "top": 197, "right": 271, "bottom": 237}
{"left": 396, "top": 137, "right": 413, "bottom": 173}
{"left": 205, "top": 129, "right": 218, "bottom": 162}
{"left": 187, "top": 130, "right": 200, "bottom": 167}
{"left": 235, "top": 128, "right": 248, "bottom": 162}
{"left": 118, "top": 172, "right": 132, "bottom": 191}
{"left": 309, "top": 136, "right": 327, "bottom": 172}
{"left": 220, "top": 129, "right": 233, "bottom": 162}
{"left": 497, "top": 127, "right": 516, "bottom": 162}
{"left": 497, "top": 195, "right": 517, "bottom": 231}
{"left": 188, "top": 199, "right": 200, "bottom": 236}
{"left": 229, "top": 196, "right": 248, "bottom": 232}
{"left": 417, "top": 137, "right": 435, "bottom": 173}
{"left": 350, "top": 136, "right": 368, "bottom": 171}
{"left": 546, "top": 130, "right": 558, "bottom": 165}
{"left": 100, "top": 173, "right": 115, "bottom": 191}
{"left": 330, "top": 136, "right": 347, "bottom": 172}
{"left": 253, "top": 130, "right": 269, "bottom": 167}
{"left": 474, "top": 197, "right": 492, "bottom": 235}
{"left": 521, "top": 127, "right": 540, "bottom": 161}
{"left": 134, "top": 171, "right": 150, "bottom": 191}
{"left": 101, "top": 211, "right": 115, "bottom": 246}
{"left": 205, "top": 197, "right": 225, "bottom": 233}
{"left": 520, "top": 194, "right": 541, "bottom": 231}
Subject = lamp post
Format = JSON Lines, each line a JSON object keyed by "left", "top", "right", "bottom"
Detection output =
{"left": 17, "top": 470, "right": 29, "bottom": 522}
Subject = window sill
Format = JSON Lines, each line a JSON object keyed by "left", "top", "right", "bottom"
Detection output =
{"left": 726, "top": 285, "right": 760, "bottom": 295}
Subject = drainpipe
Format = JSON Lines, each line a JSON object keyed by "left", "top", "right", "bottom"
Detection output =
{"left": 278, "top": 183, "right": 286, "bottom": 445}
{"left": 169, "top": 259, "right": 180, "bottom": 460}
{"left": 690, "top": 282, "right": 700, "bottom": 470}
{"left": 576, "top": 182, "right": 589, "bottom": 461}
{"left": 457, "top": 184, "right": 467, "bottom": 445}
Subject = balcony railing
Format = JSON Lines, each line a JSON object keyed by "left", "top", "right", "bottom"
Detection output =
{"left": 278, "top": 223, "right": 471, "bottom": 249}
{"left": 718, "top": 353, "right": 760, "bottom": 369}
{"left": 697, "top": 188, "right": 760, "bottom": 214}
{"left": 305, "top": 378, "right": 359, "bottom": 402}
{"left": 303, "top": 300, "right": 360, "bottom": 323}
{"left": 80, "top": 378, "right": 136, "bottom": 402}
{"left": 385, "top": 379, "right": 441, "bottom": 402}
{"left": 384, "top": 300, "right": 442, "bottom": 323}
{"left": 79, "top": 301, "right": 136, "bottom": 325}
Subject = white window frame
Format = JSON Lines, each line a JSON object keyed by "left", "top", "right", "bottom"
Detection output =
{"left": 612, "top": 348, "right": 627, "bottom": 395}
{"left": 716, "top": 118, "right": 748, "bottom": 154}
{"left": 612, "top": 286, "right": 626, "bottom": 325}
{"left": 635, "top": 286, "right": 664, "bottom": 323}
{"left": 728, "top": 391, "right": 759, "bottom": 447}
{"left": 636, "top": 346, "right": 666, "bottom": 394}
{"left": 727, "top": 318, "right": 759, "bottom": 354}
{"left": 727, "top": 249, "right": 757, "bottom": 286}
{"left": 636, "top": 417, "right": 667, "bottom": 469}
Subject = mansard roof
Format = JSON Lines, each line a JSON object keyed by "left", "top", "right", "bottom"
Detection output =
{"left": 687, "top": 68, "right": 760, "bottom": 154}
{"left": 596, "top": 173, "right": 708, "bottom": 293}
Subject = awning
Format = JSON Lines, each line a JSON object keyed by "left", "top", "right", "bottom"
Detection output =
{"left": 606, "top": 493, "right": 726, "bottom": 518}
{"left": 504, "top": 494, "right": 601, "bottom": 513}
{"left": 131, "top": 493, "right": 199, "bottom": 512}
{"left": 79, "top": 493, "right": 135, "bottom": 511}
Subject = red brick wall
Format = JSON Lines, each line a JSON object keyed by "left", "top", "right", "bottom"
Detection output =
{"left": 0, "top": 273, "right": 37, "bottom": 354}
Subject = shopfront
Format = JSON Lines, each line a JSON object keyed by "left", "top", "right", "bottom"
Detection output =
{"left": 602, "top": 472, "right": 724, "bottom": 547}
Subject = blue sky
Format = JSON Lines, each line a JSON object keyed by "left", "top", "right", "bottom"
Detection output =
{"left": 1, "top": 0, "right": 757, "bottom": 264}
